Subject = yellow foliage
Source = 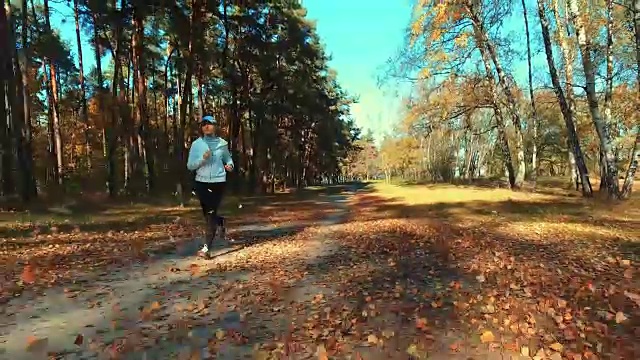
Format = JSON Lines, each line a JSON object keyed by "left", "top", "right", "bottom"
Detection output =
{"left": 419, "top": 68, "right": 431, "bottom": 79}
{"left": 410, "top": 13, "right": 427, "bottom": 44}
{"left": 454, "top": 33, "right": 468, "bottom": 47}
{"left": 432, "top": 51, "right": 449, "bottom": 62}
{"left": 433, "top": 3, "right": 448, "bottom": 25}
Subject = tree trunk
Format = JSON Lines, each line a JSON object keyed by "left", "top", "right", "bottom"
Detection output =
{"left": 0, "top": 0, "right": 14, "bottom": 196}
{"left": 133, "top": 7, "right": 155, "bottom": 192}
{"left": 539, "top": 0, "right": 592, "bottom": 196}
{"left": 93, "top": 11, "right": 116, "bottom": 196}
{"left": 567, "top": 0, "right": 619, "bottom": 198}
{"left": 468, "top": 23, "right": 516, "bottom": 187}
{"left": 177, "top": 0, "right": 202, "bottom": 203}
{"left": 43, "top": 0, "right": 64, "bottom": 187}
{"left": 466, "top": 3, "right": 526, "bottom": 188}
{"left": 567, "top": 138, "right": 578, "bottom": 189}
{"left": 74, "top": 0, "right": 91, "bottom": 170}
{"left": 163, "top": 49, "right": 174, "bottom": 181}
{"left": 601, "top": 0, "right": 615, "bottom": 192}
{"left": 197, "top": 66, "right": 205, "bottom": 118}
{"left": 6, "top": 1, "right": 34, "bottom": 200}
{"left": 42, "top": 62, "right": 57, "bottom": 185}
{"left": 621, "top": 131, "right": 638, "bottom": 198}
{"left": 521, "top": 0, "right": 538, "bottom": 182}
{"left": 14, "top": 0, "right": 37, "bottom": 200}
{"left": 621, "top": 0, "right": 640, "bottom": 199}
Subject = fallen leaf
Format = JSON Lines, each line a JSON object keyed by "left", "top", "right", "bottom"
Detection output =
{"left": 26, "top": 336, "right": 48, "bottom": 353}
{"left": 150, "top": 301, "right": 161, "bottom": 311}
{"left": 480, "top": 330, "right": 495, "bottom": 343}
{"left": 406, "top": 343, "right": 420, "bottom": 357}
{"left": 549, "top": 353, "right": 563, "bottom": 360}
{"left": 382, "top": 329, "right": 394, "bottom": 339}
{"left": 316, "top": 344, "right": 328, "bottom": 360}
{"left": 557, "top": 298, "right": 567, "bottom": 308}
{"left": 549, "top": 342, "right": 564, "bottom": 352}
{"left": 415, "top": 317, "right": 428, "bottom": 330}
{"left": 20, "top": 265, "right": 36, "bottom": 284}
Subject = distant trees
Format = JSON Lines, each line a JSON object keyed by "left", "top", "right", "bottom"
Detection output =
{"left": 371, "top": 0, "right": 639, "bottom": 199}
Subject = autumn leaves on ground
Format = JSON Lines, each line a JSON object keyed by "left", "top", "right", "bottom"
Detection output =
{"left": 1, "top": 181, "right": 639, "bottom": 359}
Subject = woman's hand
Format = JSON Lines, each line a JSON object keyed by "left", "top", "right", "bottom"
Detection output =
{"left": 224, "top": 164, "right": 233, "bottom": 172}
{"left": 202, "top": 150, "right": 212, "bottom": 160}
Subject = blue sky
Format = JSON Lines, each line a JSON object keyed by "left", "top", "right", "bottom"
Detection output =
{"left": 45, "top": 0, "right": 548, "bottom": 144}
{"left": 301, "top": 0, "right": 415, "bottom": 143}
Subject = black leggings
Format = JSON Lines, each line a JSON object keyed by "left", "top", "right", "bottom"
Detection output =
{"left": 194, "top": 181, "right": 226, "bottom": 225}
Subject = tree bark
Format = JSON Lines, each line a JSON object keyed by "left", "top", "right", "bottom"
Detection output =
{"left": 466, "top": 11, "right": 516, "bottom": 188}
{"left": 601, "top": 0, "right": 615, "bottom": 192}
{"left": 621, "top": 0, "right": 640, "bottom": 199}
{"left": 43, "top": 0, "right": 64, "bottom": 187}
{"left": 539, "top": 0, "right": 592, "bottom": 196}
{"left": 74, "top": 0, "right": 91, "bottom": 169}
{"left": 15, "top": 0, "right": 37, "bottom": 200}
{"left": 521, "top": 0, "right": 538, "bottom": 182}
{"left": 93, "top": 10, "right": 116, "bottom": 196}
{"left": 466, "top": 2, "right": 526, "bottom": 188}
{"left": 177, "top": 0, "right": 202, "bottom": 203}
{"left": 567, "top": 0, "right": 619, "bottom": 198}
{"left": 0, "top": 0, "right": 14, "bottom": 196}
{"left": 133, "top": 6, "right": 155, "bottom": 192}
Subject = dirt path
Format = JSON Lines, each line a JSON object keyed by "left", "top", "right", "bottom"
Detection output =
{"left": 0, "top": 190, "right": 353, "bottom": 359}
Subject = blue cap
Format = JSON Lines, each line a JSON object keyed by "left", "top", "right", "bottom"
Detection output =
{"left": 201, "top": 115, "right": 217, "bottom": 125}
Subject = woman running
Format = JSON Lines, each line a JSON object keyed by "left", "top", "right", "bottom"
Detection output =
{"left": 186, "top": 115, "right": 234, "bottom": 257}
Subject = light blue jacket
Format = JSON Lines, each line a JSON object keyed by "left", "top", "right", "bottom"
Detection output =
{"left": 186, "top": 136, "right": 234, "bottom": 183}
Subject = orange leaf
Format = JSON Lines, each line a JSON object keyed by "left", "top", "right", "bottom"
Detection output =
{"left": 26, "top": 336, "right": 48, "bottom": 353}
{"left": 316, "top": 344, "right": 328, "bottom": 360}
{"left": 20, "top": 265, "right": 36, "bottom": 284}
{"left": 415, "top": 317, "right": 428, "bottom": 330}
{"left": 150, "top": 301, "right": 161, "bottom": 311}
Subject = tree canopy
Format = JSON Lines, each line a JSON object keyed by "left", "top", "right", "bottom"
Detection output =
{"left": 0, "top": 0, "right": 360, "bottom": 203}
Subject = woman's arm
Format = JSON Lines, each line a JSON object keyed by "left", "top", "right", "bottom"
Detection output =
{"left": 186, "top": 140, "right": 205, "bottom": 171}
{"left": 222, "top": 143, "right": 234, "bottom": 169}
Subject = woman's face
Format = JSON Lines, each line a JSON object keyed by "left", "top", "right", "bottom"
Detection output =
{"left": 202, "top": 123, "right": 216, "bottom": 135}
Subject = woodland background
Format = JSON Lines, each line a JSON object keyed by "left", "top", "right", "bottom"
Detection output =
{"left": 349, "top": 0, "right": 639, "bottom": 201}
{"left": 0, "top": 0, "right": 359, "bottom": 206}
